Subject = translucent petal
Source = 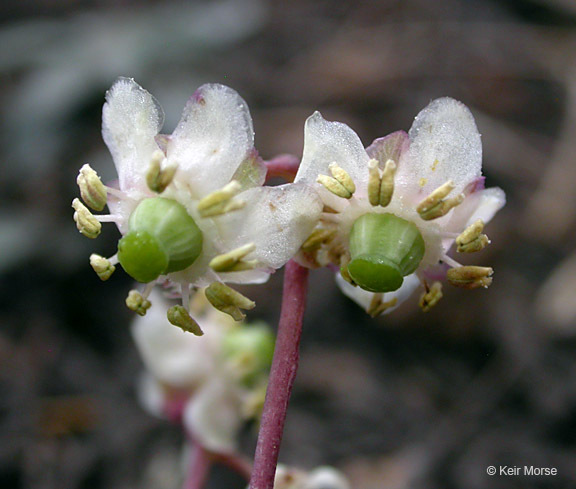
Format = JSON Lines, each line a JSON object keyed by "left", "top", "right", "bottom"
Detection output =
{"left": 446, "top": 186, "right": 506, "bottom": 232}
{"left": 183, "top": 379, "right": 242, "bottom": 453}
{"left": 217, "top": 183, "right": 323, "bottom": 269}
{"left": 102, "top": 77, "right": 164, "bottom": 192}
{"left": 307, "top": 467, "right": 351, "bottom": 489}
{"left": 168, "top": 84, "right": 254, "bottom": 197}
{"left": 296, "top": 112, "right": 371, "bottom": 192}
{"left": 365, "top": 130, "right": 409, "bottom": 167}
{"left": 335, "top": 273, "right": 420, "bottom": 315}
{"left": 398, "top": 97, "right": 482, "bottom": 196}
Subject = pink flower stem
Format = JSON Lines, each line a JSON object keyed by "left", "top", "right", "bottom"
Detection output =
{"left": 248, "top": 260, "right": 310, "bottom": 489}
{"left": 184, "top": 444, "right": 211, "bottom": 489}
{"left": 264, "top": 154, "right": 300, "bottom": 182}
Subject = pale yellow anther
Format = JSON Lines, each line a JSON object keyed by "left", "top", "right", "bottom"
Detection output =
{"left": 416, "top": 180, "right": 464, "bottom": 220}
{"left": 447, "top": 266, "right": 493, "bottom": 289}
{"left": 419, "top": 282, "right": 443, "bottom": 312}
{"left": 72, "top": 198, "right": 101, "bottom": 239}
{"left": 329, "top": 162, "right": 356, "bottom": 195}
{"left": 209, "top": 243, "right": 257, "bottom": 272}
{"left": 167, "top": 305, "right": 204, "bottom": 336}
{"left": 339, "top": 254, "right": 356, "bottom": 286}
{"left": 301, "top": 228, "right": 336, "bottom": 252}
{"left": 317, "top": 175, "right": 352, "bottom": 199}
{"left": 379, "top": 159, "right": 396, "bottom": 207}
{"left": 367, "top": 294, "right": 398, "bottom": 317}
{"left": 126, "top": 290, "right": 152, "bottom": 316}
{"left": 456, "top": 219, "right": 490, "bottom": 253}
{"left": 146, "top": 151, "right": 177, "bottom": 193}
{"left": 197, "top": 180, "right": 245, "bottom": 217}
{"left": 205, "top": 282, "right": 255, "bottom": 321}
{"left": 89, "top": 254, "right": 115, "bottom": 281}
{"left": 367, "top": 159, "right": 381, "bottom": 206}
{"left": 77, "top": 164, "right": 107, "bottom": 211}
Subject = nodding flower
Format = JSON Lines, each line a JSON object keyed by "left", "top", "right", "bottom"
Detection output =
{"left": 294, "top": 97, "right": 505, "bottom": 316}
{"left": 73, "top": 78, "right": 322, "bottom": 330}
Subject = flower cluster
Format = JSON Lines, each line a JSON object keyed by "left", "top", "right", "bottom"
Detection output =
{"left": 134, "top": 289, "right": 274, "bottom": 453}
{"left": 294, "top": 97, "right": 505, "bottom": 315}
{"left": 269, "top": 464, "right": 350, "bottom": 489}
{"left": 73, "top": 80, "right": 505, "bottom": 322}
{"left": 73, "top": 78, "right": 321, "bottom": 331}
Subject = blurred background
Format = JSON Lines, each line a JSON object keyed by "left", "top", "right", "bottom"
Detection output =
{"left": 1, "top": 0, "right": 576, "bottom": 488}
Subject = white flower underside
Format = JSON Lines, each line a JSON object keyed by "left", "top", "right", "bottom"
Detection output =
{"left": 295, "top": 97, "right": 505, "bottom": 314}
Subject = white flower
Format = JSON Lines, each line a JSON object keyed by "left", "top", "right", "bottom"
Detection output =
{"left": 133, "top": 289, "right": 273, "bottom": 453}
{"left": 295, "top": 97, "right": 505, "bottom": 315}
{"left": 270, "top": 464, "right": 350, "bottom": 489}
{"left": 74, "top": 77, "right": 322, "bottom": 324}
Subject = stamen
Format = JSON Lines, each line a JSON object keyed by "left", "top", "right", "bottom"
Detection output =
{"left": 197, "top": 181, "right": 245, "bottom": 217}
{"left": 367, "top": 293, "right": 398, "bottom": 317}
{"left": 367, "top": 159, "right": 381, "bottom": 206}
{"left": 416, "top": 180, "right": 464, "bottom": 220}
{"left": 329, "top": 162, "right": 356, "bottom": 195}
{"left": 419, "top": 281, "right": 443, "bottom": 312}
{"left": 205, "top": 282, "right": 255, "bottom": 321}
{"left": 447, "top": 266, "right": 493, "bottom": 289}
{"left": 209, "top": 243, "right": 258, "bottom": 272}
{"left": 301, "top": 229, "right": 336, "bottom": 253}
{"left": 181, "top": 283, "right": 191, "bottom": 310}
{"left": 167, "top": 305, "right": 204, "bottom": 336}
{"left": 379, "top": 159, "right": 396, "bottom": 207}
{"left": 89, "top": 254, "right": 116, "bottom": 281}
{"left": 317, "top": 163, "right": 355, "bottom": 199}
{"left": 77, "top": 164, "right": 107, "bottom": 211}
{"left": 72, "top": 198, "right": 101, "bottom": 239}
{"left": 146, "top": 150, "right": 177, "bottom": 193}
{"left": 94, "top": 215, "right": 120, "bottom": 223}
{"left": 456, "top": 219, "right": 490, "bottom": 253}
{"left": 441, "top": 254, "right": 462, "bottom": 268}
{"left": 339, "top": 253, "right": 356, "bottom": 286}
{"left": 126, "top": 290, "right": 152, "bottom": 316}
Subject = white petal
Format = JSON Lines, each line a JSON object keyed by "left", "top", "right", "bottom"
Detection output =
{"left": 335, "top": 273, "right": 420, "bottom": 315}
{"left": 398, "top": 97, "right": 482, "bottom": 196}
{"left": 135, "top": 373, "right": 166, "bottom": 419}
{"left": 102, "top": 77, "right": 164, "bottom": 192}
{"left": 183, "top": 379, "right": 242, "bottom": 453}
{"left": 306, "top": 467, "right": 351, "bottom": 489}
{"left": 217, "top": 183, "right": 323, "bottom": 269}
{"left": 296, "top": 112, "right": 371, "bottom": 192}
{"left": 446, "top": 186, "right": 506, "bottom": 232}
{"left": 130, "top": 290, "right": 220, "bottom": 389}
{"left": 168, "top": 84, "right": 254, "bottom": 197}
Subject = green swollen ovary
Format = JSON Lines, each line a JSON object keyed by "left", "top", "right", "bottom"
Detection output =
{"left": 346, "top": 213, "right": 425, "bottom": 293}
{"left": 118, "top": 197, "right": 203, "bottom": 283}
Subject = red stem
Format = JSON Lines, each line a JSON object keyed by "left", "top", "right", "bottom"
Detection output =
{"left": 264, "top": 154, "right": 300, "bottom": 182}
{"left": 184, "top": 444, "right": 211, "bottom": 489}
{"left": 248, "top": 260, "right": 309, "bottom": 489}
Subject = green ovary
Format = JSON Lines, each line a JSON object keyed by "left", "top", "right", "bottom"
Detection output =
{"left": 118, "top": 197, "right": 203, "bottom": 283}
{"left": 346, "top": 213, "right": 425, "bottom": 293}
